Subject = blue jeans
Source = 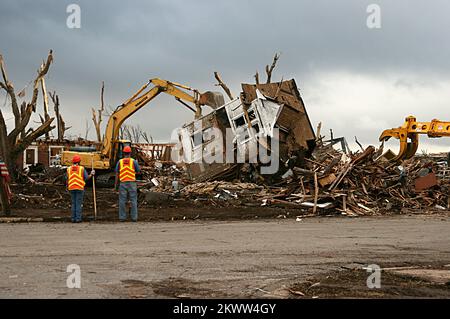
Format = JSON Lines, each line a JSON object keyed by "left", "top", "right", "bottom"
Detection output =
{"left": 70, "top": 190, "right": 84, "bottom": 222}
{"left": 119, "top": 182, "right": 138, "bottom": 221}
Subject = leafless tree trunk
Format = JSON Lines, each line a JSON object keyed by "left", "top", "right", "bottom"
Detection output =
{"left": 254, "top": 71, "right": 260, "bottom": 85}
{"left": 265, "top": 52, "right": 280, "bottom": 83}
{"left": 92, "top": 81, "right": 104, "bottom": 142}
{"left": 40, "top": 76, "right": 50, "bottom": 139}
{"left": 131, "top": 125, "right": 141, "bottom": 143}
{"left": 50, "top": 91, "right": 68, "bottom": 141}
{"left": 119, "top": 124, "right": 151, "bottom": 143}
{"left": 84, "top": 119, "right": 91, "bottom": 140}
{"left": 214, "top": 72, "right": 234, "bottom": 100}
{"left": 0, "top": 50, "right": 55, "bottom": 179}
{"left": 141, "top": 131, "right": 152, "bottom": 144}
{"left": 120, "top": 125, "right": 129, "bottom": 141}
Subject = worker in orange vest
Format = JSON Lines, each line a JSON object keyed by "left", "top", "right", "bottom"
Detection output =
{"left": 67, "top": 155, "right": 95, "bottom": 223}
{"left": 115, "top": 146, "right": 141, "bottom": 222}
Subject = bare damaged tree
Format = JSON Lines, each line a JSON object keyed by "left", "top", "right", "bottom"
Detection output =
{"left": 92, "top": 81, "right": 105, "bottom": 143}
{"left": 0, "top": 50, "right": 55, "bottom": 178}
{"left": 355, "top": 136, "right": 365, "bottom": 152}
{"left": 130, "top": 125, "right": 141, "bottom": 143}
{"left": 119, "top": 124, "right": 151, "bottom": 143}
{"left": 265, "top": 52, "right": 281, "bottom": 84}
{"left": 119, "top": 125, "right": 128, "bottom": 141}
{"left": 254, "top": 71, "right": 260, "bottom": 85}
{"left": 84, "top": 119, "right": 91, "bottom": 140}
{"left": 49, "top": 91, "right": 68, "bottom": 141}
{"left": 39, "top": 76, "right": 51, "bottom": 139}
{"left": 141, "top": 131, "right": 152, "bottom": 144}
{"left": 214, "top": 72, "right": 234, "bottom": 100}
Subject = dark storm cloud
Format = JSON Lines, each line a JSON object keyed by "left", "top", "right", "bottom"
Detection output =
{"left": 1, "top": 0, "right": 450, "bottom": 147}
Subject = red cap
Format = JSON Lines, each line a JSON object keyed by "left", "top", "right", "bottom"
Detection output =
{"left": 72, "top": 155, "right": 81, "bottom": 163}
{"left": 123, "top": 146, "right": 132, "bottom": 153}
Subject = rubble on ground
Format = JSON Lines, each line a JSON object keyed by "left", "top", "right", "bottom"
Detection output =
{"left": 258, "top": 142, "right": 450, "bottom": 216}
{"left": 10, "top": 139, "right": 450, "bottom": 218}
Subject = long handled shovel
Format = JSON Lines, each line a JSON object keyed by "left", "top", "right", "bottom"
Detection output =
{"left": 91, "top": 158, "right": 97, "bottom": 220}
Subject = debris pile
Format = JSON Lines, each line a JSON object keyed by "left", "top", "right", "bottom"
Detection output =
{"left": 10, "top": 140, "right": 450, "bottom": 217}
{"left": 11, "top": 183, "right": 71, "bottom": 210}
{"left": 180, "top": 181, "right": 267, "bottom": 204}
{"left": 257, "top": 142, "right": 450, "bottom": 216}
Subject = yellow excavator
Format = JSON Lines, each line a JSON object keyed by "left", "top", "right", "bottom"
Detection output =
{"left": 61, "top": 78, "right": 223, "bottom": 182}
{"left": 379, "top": 116, "right": 450, "bottom": 161}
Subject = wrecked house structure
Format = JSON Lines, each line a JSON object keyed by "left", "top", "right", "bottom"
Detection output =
{"left": 134, "top": 143, "right": 175, "bottom": 164}
{"left": 20, "top": 140, "right": 68, "bottom": 171}
{"left": 18, "top": 139, "right": 99, "bottom": 171}
{"left": 177, "top": 79, "right": 316, "bottom": 183}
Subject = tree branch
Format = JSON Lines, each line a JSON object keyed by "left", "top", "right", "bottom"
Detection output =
{"left": 29, "top": 50, "right": 53, "bottom": 112}
{"left": 214, "top": 71, "right": 234, "bottom": 100}
{"left": 11, "top": 118, "right": 55, "bottom": 159}
{"left": 265, "top": 52, "right": 281, "bottom": 84}
{"left": 355, "top": 136, "right": 365, "bottom": 152}
{"left": 50, "top": 91, "right": 65, "bottom": 141}
{"left": 8, "top": 103, "right": 34, "bottom": 144}
{"left": 0, "top": 54, "right": 20, "bottom": 129}
{"left": 254, "top": 71, "right": 260, "bottom": 85}
{"left": 92, "top": 81, "right": 104, "bottom": 142}
{"left": 7, "top": 51, "right": 53, "bottom": 144}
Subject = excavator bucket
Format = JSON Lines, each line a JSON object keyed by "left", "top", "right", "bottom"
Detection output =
{"left": 379, "top": 126, "right": 419, "bottom": 162}
{"left": 380, "top": 116, "right": 450, "bottom": 162}
{"left": 198, "top": 91, "right": 225, "bottom": 109}
{"left": 403, "top": 136, "right": 419, "bottom": 160}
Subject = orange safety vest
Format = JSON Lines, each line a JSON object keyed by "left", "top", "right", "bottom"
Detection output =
{"left": 67, "top": 165, "right": 86, "bottom": 190}
{"left": 119, "top": 158, "right": 136, "bottom": 182}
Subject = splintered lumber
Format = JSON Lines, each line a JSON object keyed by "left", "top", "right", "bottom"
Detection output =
{"left": 313, "top": 172, "right": 319, "bottom": 214}
{"left": 293, "top": 167, "right": 316, "bottom": 176}
{"left": 318, "top": 173, "right": 336, "bottom": 187}
{"left": 343, "top": 195, "right": 347, "bottom": 212}
{"left": 329, "top": 162, "right": 353, "bottom": 191}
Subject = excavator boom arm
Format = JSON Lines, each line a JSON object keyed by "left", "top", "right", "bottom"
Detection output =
{"left": 61, "top": 77, "right": 224, "bottom": 170}
{"left": 101, "top": 78, "right": 201, "bottom": 160}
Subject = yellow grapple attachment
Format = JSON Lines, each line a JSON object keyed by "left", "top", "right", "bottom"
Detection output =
{"left": 379, "top": 116, "right": 450, "bottom": 162}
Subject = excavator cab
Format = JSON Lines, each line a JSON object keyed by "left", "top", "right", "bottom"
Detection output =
{"left": 112, "top": 140, "right": 132, "bottom": 166}
{"left": 92, "top": 140, "right": 133, "bottom": 187}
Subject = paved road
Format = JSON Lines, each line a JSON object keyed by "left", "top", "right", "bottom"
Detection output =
{"left": 0, "top": 215, "right": 449, "bottom": 298}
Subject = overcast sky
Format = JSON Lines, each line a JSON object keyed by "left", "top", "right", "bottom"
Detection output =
{"left": 1, "top": 0, "right": 450, "bottom": 152}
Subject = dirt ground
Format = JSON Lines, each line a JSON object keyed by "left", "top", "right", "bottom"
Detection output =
{"left": 7, "top": 183, "right": 449, "bottom": 222}
{"left": 0, "top": 214, "right": 449, "bottom": 298}
{"left": 9, "top": 184, "right": 310, "bottom": 222}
